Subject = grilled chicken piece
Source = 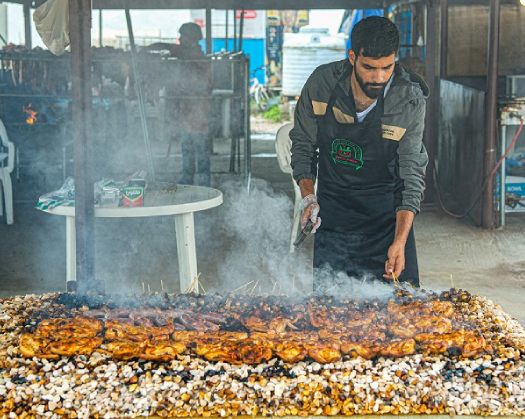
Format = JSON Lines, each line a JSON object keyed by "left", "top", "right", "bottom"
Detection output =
{"left": 237, "top": 341, "right": 273, "bottom": 365}
{"left": 242, "top": 315, "right": 267, "bottom": 332}
{"left": 306, "top": 303, "right": 330, "bottom": 328}
{"left": 415, "top": 331, "right": 465, "bottom": 354}
{"left": 19, "top": 333, "right": 57, "bottom": 359}
{"left": 104, "top": 340, "right": 145, "bottom": 360}
{"left": 148, "top": 323, "right": 176, "bottom": 340}
{"left": 340, "top": 341, "right": 379, "bottom": 360}
{"left": 172, "top": 331, "right": 248, "bottom": 346}
{"left": 274, "top": 342, "right": 307, "bottom": 363}
{"left": 37, "top": 317, "right": 102, "bottom": 339}
{"left": 462, "top": 331, "right": 486, "bottom": 357}
{"left": 389, "top": 315, "right": 452, "bottom": 338}
{"left": 305, "top": 342, "right": 341, "bottom": 364}
{"left": 140, "top": 340, "right": 186, "bottom": 361}
{"left": 380, "top": 339, "right": 416, "bottom": 358}
{"left": 387, "top": 300, "right": 455, "bottom": 318}
{"left": 268, "top": 317, "right": 299, "bottom": 333}
{"left": 105, "top": 320, "right": 150, "bottom": 342}
{"left": 47, "top": 337, "right": 103, "bottom": 357}
{"left": 415, "top": 330, "right": 485, "bottom": 356}
{"left": 195, "top": 339, "right": 273, "bottom": 365}
{"left": 212, "top": 331, "right": 249, "bottom": 341}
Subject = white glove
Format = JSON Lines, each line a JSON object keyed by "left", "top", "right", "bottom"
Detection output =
{"left": 300, "top": 194, "right": 321, "bottom": 233}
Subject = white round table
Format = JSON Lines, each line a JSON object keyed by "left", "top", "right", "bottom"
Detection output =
{"left": 43, "top": 185, "right": 223, "bottom": 292}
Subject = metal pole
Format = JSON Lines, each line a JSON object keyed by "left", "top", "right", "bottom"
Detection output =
{"left": 440, "top": 0, "right": 448, "bottom": 77}
{"left": 225, "top": 10, "right": 229, "bottom": 51}
{"left": 238, "top": 9, "right": 245, "bottom": 52}
{"left": 99, "top": 10, "right": 103, "bottom": 47}
{"left": 500, "top": 125, "right": 506, "bottom": 227}
{"left": 424, "top": 0, "right": 440, "bottom": 203}
{"left": 124, "top": 6, "right": 156, "bottom": 182}
{"left": 233, "top": 9, "right": 237, "bottom": 51}
{"left": 482, "top": 0, "right": 500, "bottom": 229}
{"left": 244, "top": 56, "right": 251, "bottom": 191}
{"left": 69, "top": 0, "right": 95, "bottom": 292}
{"left": 205, "top": 8, "right": 212, "bottom": 54}
{"left": 23, "top": 0, "right": 32, "bottom": 49}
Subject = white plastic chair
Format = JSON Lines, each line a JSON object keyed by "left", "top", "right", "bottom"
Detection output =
{"left": 0, "top": 119, "right": 14, "bottom": 225}
{"left": 275, "top": 122, "right": 317, "bottom": 252}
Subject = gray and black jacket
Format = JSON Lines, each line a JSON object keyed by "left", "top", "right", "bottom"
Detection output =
{"left": 290, "top": 59, "right": 429, "bottom": 214}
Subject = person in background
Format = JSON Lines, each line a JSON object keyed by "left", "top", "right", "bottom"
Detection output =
{"left": 290, "top": 17, "right": 429, "bottom": 289}
{"left": 144, "top": 22, "right": 211, "bottom": 186}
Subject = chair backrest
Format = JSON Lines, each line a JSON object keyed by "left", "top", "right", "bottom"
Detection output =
{"left": 275, "top": 122, "right": 294, "bottom": 174}
{"left": 0, "top": 119, "right": 15, "bottom": 173}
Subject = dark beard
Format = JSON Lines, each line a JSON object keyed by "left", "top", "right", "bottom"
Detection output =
{"left": 354, "top": 66, "right": 388, "bottom": 99}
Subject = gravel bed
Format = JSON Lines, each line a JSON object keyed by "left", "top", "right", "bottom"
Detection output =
{"left": 0, "top": 293, "right": 524, "bottom": 418}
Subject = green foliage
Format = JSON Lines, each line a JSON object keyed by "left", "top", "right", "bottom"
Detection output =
{"left": 262, "top": 104, "right": 282, "bottom": 122}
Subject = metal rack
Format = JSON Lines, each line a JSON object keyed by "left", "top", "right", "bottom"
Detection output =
{"left": 0, "top": 50, "right": 251, "bottom": 186}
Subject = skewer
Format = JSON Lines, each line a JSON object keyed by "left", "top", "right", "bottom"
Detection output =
{"left": 271, "top": 280, "right": 278, "bottom": 294}
{"left": 231, "top": 280, "right": 255, "bottom": 294}
{"left": 147, "top": 283, "right": 151, "bottom": 294}
{"left": 160, "top": 279, "right": 164, "bottom": 292}
{"left": 185, "top": 273, "right": 201, "bottom": 294}
{"left": 249, "top": 280, "right": 259, "bottom": 296}
{"left": 199, "top": 280, "right": 207, "bottom": 295}
{"left": 142, "top": 282, "right": 145, "bottom": 294}
{"left": 450, "top": 274, "right": 455, "bottom": 289}
{"left": 391, "top": 272, "right": 400, "bottom": 287}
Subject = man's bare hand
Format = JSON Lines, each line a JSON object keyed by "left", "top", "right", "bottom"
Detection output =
{"left": 383, "top": 241, "right": 405, "bottom": 280}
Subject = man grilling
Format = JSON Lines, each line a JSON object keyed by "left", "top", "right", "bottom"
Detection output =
{"left": 290, "top": 17, "right": 428, "bottom": 289}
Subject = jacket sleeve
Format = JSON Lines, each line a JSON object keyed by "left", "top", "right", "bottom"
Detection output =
{"left": 396, "top": 99, "right": 429, "bottom": 214}
{"left": 290, "top": 75, "right": 320, "bottom": 183}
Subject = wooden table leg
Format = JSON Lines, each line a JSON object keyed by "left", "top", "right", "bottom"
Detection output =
{"left": 174, "top": 212, "right": 198, "bottom": 293}
{"left": 65, "top": 216, "right": 76, "bottom": 290}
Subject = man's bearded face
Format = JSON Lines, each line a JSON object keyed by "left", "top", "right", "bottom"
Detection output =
{"left": 350, "top": 51, "right": 396, "bottom": 99}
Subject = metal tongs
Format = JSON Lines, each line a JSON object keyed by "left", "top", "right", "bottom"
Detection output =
{"left": 293, "top": 219, "right": 314, "bottom": 248}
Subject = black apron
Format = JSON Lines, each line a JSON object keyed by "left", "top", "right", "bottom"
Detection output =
{"left": 313, "top": 65, "right": 419, "bottom": 289}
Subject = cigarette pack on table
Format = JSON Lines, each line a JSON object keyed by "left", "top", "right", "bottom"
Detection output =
{"left": 120, "top": 186, "right": 144, "bottom": 207}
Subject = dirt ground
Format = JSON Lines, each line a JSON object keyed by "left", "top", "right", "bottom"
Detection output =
{"left": 0, "top": 120, "right": 524, "bottom": 326}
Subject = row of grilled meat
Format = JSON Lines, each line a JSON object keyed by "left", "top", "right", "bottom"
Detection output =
{"left": 19, "top": 297, "right": 487, "bottom": 364}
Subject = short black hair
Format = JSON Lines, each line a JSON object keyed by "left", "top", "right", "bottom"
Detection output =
{"left": 351, "top": 16, "right": 400, "bottom": 58}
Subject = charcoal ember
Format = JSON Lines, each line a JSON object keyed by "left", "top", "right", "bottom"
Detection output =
{"left": 439, "top": 288, "right": 472, "bottom": 303}
{"left": 11, "top": 375, "right": 26, "bottom": 384}
{"left": 55, "top": 293, "right": 107, "bottom": 309}
{"left": 203, "top": 369, "right": 225, "bottom": 378}
{"left": 261, "top": 363, "right": 297, "bottom": 378}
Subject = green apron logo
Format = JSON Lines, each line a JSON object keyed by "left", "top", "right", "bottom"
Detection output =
{"left": 330, "top": 139, "right": 364, "bottom": 170}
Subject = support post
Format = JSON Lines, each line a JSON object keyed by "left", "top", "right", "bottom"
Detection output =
{"left": 424, "top": 0, "right": 440, "bottom": 203}
{"left": 440, "top": 0, "right": 448, "bottom": 77}
{"left": 225, "top": 10, "right": 229, "bottom": 51}
{"left": 233, "top": 9, "right": 237, "bottom": 51}
{"left": 69, "top": 0, "right": 95, "bottom": 292}
{"left": 23, "top": 0, "right": 32, "bottom": 49}
{"left": 243, "top": 57, "right": 251, "bottom": 190}
{"left": 99, "top": 10, "right": 103, "bottom": 47}
{"left": 238, "top": 9, "right": 245, "bottom": 52}
{"left": 481, "top": 0, "right": 500, "bottom": 229}
{"left": 205, "top": 8, "right": 212, "bottom": 54}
